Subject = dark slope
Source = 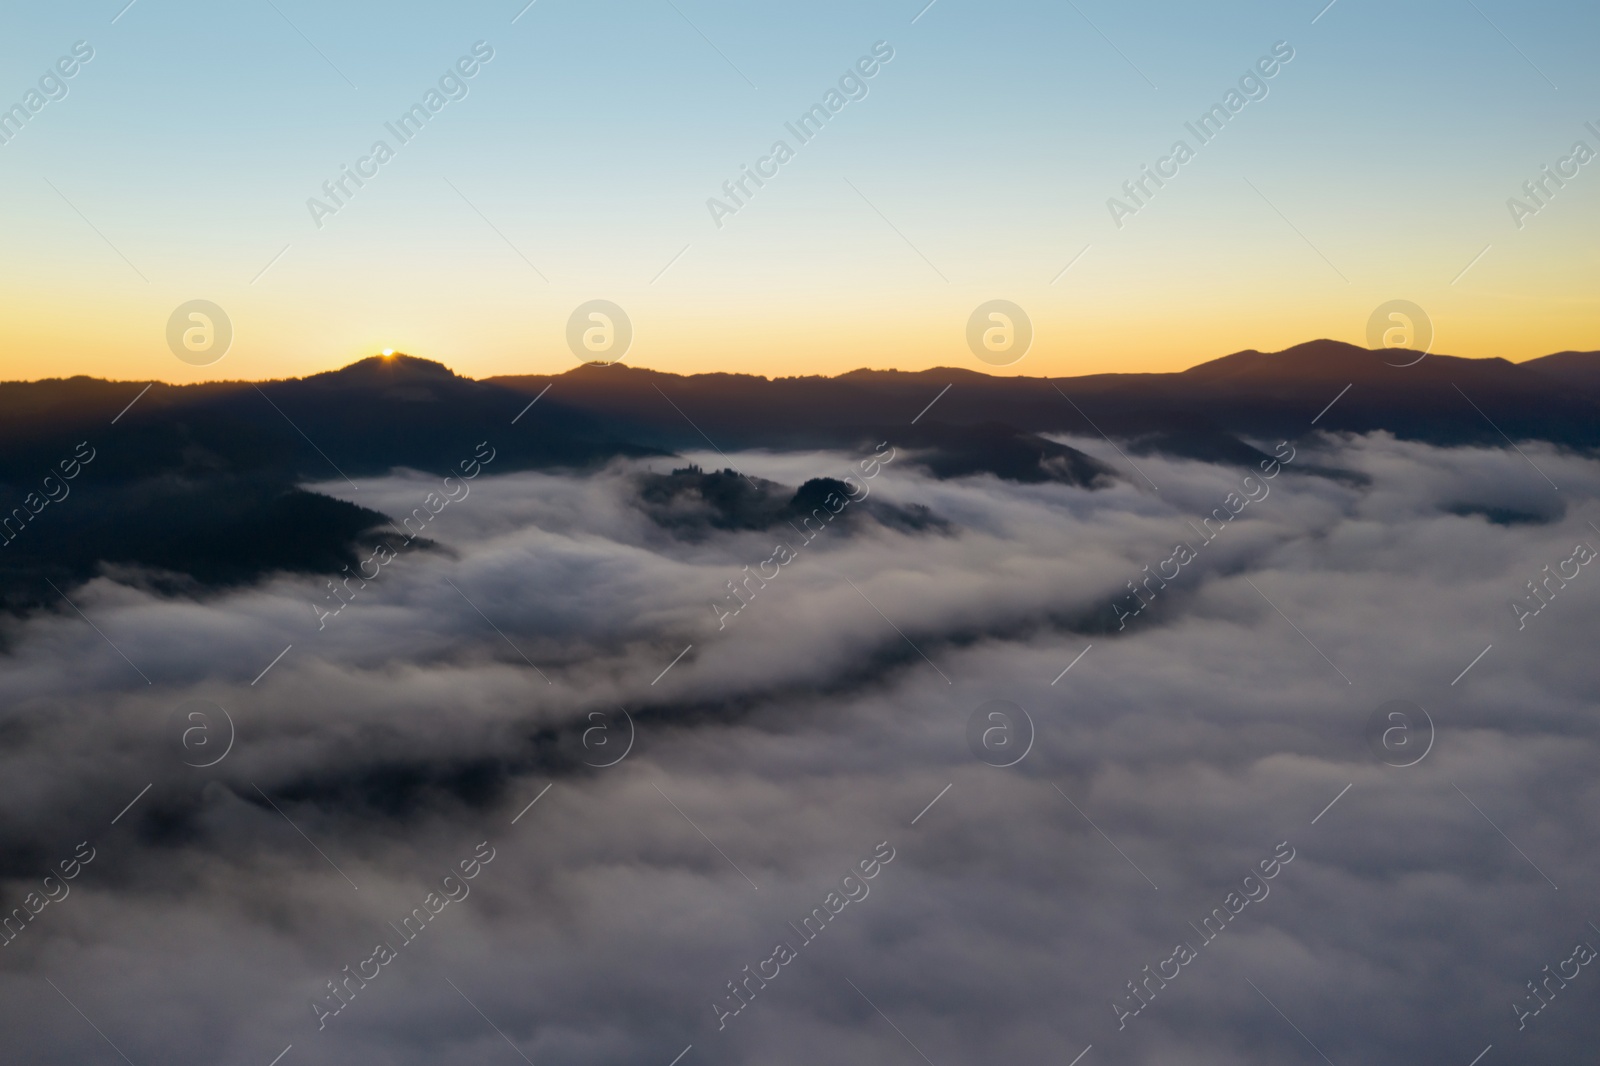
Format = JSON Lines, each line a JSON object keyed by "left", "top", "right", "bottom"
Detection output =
{"left": 1523, "top": 350, "right": 1600, "bottom": 398}
{"left": 894, "top": 422, "right": 1114, "bottom": 485}
{"left": 4, "top": 341, "right": 1595, "bottom": 609}
{"left": 634, "top": 466, "right": 948, "bottom": 540}
{"left": 0, "top": 355, "right": 657, "bottom": 488}
{"left": 0, "top": 477, "right": 394, "bottom": 611}
{"left": 0, "top": 356, "right": 662, "bottom": 608}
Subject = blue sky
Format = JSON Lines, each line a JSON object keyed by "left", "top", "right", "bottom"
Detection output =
{"left": 0, "top": 0, "right": 1595, "bottom": 380}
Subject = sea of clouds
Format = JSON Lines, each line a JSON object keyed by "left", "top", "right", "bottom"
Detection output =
{"left": 0, "top": 431, "right": 1597, "bottom": 1065}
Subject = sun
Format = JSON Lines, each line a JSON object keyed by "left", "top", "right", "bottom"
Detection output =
{"left": 381, "top": 349, "right": 394, "bottom": 357}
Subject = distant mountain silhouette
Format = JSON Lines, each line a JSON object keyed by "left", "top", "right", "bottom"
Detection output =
{"left": 492, "top": 338, "right": 1600, "bottom": 452}
{"left": 2, "top": 341, "right": 1595, "bottom": 609}
{"left": 1522, "top": 350, "right": 1600, "bottom": 398}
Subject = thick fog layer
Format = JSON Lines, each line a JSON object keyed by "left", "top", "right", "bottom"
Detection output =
{"left": 1, "top": 431, "right": 1597, "bottom": 1066}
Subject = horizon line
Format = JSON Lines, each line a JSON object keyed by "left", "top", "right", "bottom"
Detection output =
{"left": 6, "top": 337, "right": 1593, "bottom": 388}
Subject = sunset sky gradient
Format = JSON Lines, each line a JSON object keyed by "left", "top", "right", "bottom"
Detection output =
{"left": 1, "top": 0, "right": 1595, "bottom": 382}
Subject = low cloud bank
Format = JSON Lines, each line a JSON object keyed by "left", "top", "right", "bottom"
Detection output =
{"left": 0, "top": 433, "right": 1598, "bottom": 1065}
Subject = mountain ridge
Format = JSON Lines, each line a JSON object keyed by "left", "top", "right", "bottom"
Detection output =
{"left": 2, "top": 341, "right": 1595, "bottom": 611}
{"left": 9, "top": 339, "right": 1599, "bottom": 390}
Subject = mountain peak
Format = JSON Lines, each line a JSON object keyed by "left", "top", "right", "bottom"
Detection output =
{"left": 1181, "top": 339, "right": 1374, "bottom": 380}
{"left": 321, "top": 353, "right": 460, "bottom": 381}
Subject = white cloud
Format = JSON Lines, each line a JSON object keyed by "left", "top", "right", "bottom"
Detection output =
{"left": 1, "top": 436, "right": 1597, "bottom": 1064}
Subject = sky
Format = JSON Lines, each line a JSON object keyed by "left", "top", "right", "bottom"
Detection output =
{"left": 3, "top": 434, "right": 1600, "bottom": 1064}
{"left": 0, "top": 0, "right": 1596, "bottom": 383}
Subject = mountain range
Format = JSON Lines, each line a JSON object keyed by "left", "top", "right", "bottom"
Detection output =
{"left": 2, "top": 339, "right": 1594, "bottom": 611}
